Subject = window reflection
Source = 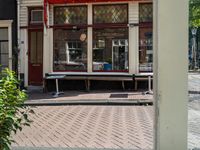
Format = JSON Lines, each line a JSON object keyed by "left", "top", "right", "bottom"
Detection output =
{"left": 53, "top": 29, "right": 87, "bottom": 71}
{"left": 139, "top": 28, "right": 153, "bottom": 72}
{"left": 139, "top": 3, "right": 153, "bottom": 72}
{"left": 93, "top": 28, "right": 128, "bottom": 71}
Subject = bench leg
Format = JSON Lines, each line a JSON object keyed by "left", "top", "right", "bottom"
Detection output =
{"left": 134, "top": 81, "right": 138, "bottom": 91}
{"left": 85, "top": 79, "right": 90, "bottom": 91}
{"left": 43, "top": 79, "right": 47, "bottom": 93}
{"left": 122, "top": 81, "right": 125, "bottom": 90}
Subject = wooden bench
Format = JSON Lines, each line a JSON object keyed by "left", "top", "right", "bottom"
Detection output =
{"left": 44, "top": 72, "right": 134, "bottom": 92}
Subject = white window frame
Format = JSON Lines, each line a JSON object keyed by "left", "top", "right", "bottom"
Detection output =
{"left": 0, "top": 20, "right": 13, "bottom": 70}
{"left": 30, "top": 9, "right": 43, "bottom": 24}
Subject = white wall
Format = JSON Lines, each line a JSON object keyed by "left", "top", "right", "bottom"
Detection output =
{"left": 20, "top": 0, "right": 43, "bottom": 27}
{"left": 43, "top": 28, "right": 53, "bottom": 76}
{"left": 20, "top": 29, "right": 28, "bottom": 86}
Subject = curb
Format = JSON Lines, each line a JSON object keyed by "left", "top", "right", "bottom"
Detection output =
{"left": 24, "top": 99, "right": 153, "bottom": 106}
{"left": 12, "top": 147, "right": 151, "bottom": 150}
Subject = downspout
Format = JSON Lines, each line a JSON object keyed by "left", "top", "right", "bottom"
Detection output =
{"left": 17, "top": 0, "right": 21, "bottom": 81}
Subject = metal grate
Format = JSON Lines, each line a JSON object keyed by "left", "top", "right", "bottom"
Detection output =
{"left": 93, "top": 4, "right": 128, "bottom": 24}
{"left": 139, "top": 3, "right": 153, "bottom": 23}
{"left": 54, "top": 6, "right": 87, "bottom": 25}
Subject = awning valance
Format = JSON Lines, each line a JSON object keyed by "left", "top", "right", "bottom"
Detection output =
{"left": 46, "top": 0, "right": 143, "bottom": 4}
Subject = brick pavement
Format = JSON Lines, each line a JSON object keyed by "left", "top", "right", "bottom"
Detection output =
{"left": 11, "top": 73, "right": 200, "bottom": 150}
{"left": 27, "top": 91, "right": 152, "bottom": 102}
{"left": 188, "top": 106, "right": 200, "bottom": 149}
{"left": 11, "top": 103, "right": 200, "bottom": 150}
{"left": 188, "top": 73, "right": 200, "bottom": 149}
{"left": 25, "top": 91, "right": 153, "bottom": 106}
{"left": 12, "top": 106, "right": 153, "bottom": 150}
{"left": 188, "top": 73, "right": 200, "bottom": 92}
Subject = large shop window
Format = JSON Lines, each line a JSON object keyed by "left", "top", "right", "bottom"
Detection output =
{"left": 0, "top": 28, "right": 9, "bottom": 71}
{"left": 93, "top": 28, "right": 128, "bottom": 71}
{"left": 139, "top": 3, "right": 153, "bottom": 72}
{"left": 54, "top": 29, "right": 87, "bottom": 71}
{"left": 53, "top": 6, "right": 87, "bottom": 71}
{"left": 93, "top": 4, "right": 128, "bottom": 72}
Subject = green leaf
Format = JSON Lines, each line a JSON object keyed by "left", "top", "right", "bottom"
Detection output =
{"left": 0, "top": 68, "right": 33, "bottom": 149}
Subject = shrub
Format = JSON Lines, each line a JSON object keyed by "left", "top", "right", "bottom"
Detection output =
{"left": 0, "top": 68, "right": 33, "bottom": 150}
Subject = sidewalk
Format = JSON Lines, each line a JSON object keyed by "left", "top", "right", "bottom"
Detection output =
{"left": 11, "top": 73, "right": 200, "bottom": 150}
{"left": 12, "top": 106, "right": 153, "bottom": 150}
{"left": 26, "top": 90, "right": 153, "bottom": 105}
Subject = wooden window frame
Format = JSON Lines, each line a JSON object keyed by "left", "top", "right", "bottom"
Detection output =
{"left": 28, "top": 7, "right": 44, "bottom": 27}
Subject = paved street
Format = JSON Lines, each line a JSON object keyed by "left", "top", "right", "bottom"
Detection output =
{"left": 12, "top": 106, "right": 153, "bottom": 150}
{"left": 188, "top": 73, "right": 200, "bottom": 149}
{"left": 11, "top": 73, "right": 200, "bottom": 150}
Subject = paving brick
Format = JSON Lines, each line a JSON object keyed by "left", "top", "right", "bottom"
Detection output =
{"left": 11, "top": 73, "right": 200, "bottom": 150}
{"left": 12, "top": 106, "right": 154, "bottom": 149}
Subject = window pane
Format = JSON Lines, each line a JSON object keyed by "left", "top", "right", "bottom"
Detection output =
{"left": 139, "top": 3, "right": 153, "bottom": 23}
{"left": 37, "top": 32, "right": 43, "bottom": 63}
{"left": 30, "top": 32, "right": 37, "bottom": 63}
{"left": 1, "top": 41, "right": 8, "bottom": 54}
{"left": 139, "top": 27, "right": 153, "bottom": 72}
{"left": 0, "top": 28, "right": 8, "bottom": 41}
{"left": 93, "top": 28, "right": 128, "bottom": 71}
{"left": 31, "top": 10, "right": 43, "bottom": 23}
{"left": 1, "top": 54, "right": 8, "bottom": 66}
{"left": 0, "top": 28, "right": 9, "bottom": 71}
{"left": 54, "top": 29, "right": 87, "bottom": 71}
{"left": 54, "top": 6, "right": 87, "bottom": 25}
{"left": 93, "top": 4, "right": 128, "bottom": 24}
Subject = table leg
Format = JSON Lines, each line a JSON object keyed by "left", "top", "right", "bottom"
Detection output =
{"left": 53, "top": 79, "right": 64, "bottom": 98}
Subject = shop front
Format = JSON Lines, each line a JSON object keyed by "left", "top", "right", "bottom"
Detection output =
{"left": 18, "top": 0, "right": 153, "bottom": 88}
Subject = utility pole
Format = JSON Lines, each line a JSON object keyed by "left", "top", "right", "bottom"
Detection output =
{"left": 154, "top": 0, "right": 188, "bottom": 149}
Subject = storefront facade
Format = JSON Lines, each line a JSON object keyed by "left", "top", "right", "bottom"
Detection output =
{"left": 18, "top": 0, "right": 152, "bottom": 87}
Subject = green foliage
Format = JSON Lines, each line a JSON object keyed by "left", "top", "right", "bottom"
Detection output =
{"left": 189, "top": 0, "right": 200, "bottom": 27}
{"left": 0, "top": 68, "right": 33, "bottom": 150}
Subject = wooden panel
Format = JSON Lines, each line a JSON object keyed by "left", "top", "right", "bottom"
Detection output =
{"left": 129, "top": 2, "right": 139, "bottom": 24}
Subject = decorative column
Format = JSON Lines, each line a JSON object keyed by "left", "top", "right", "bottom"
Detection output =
{"left": 129, "top": 2, "right": 139, "bottom": 74}
{"left": 87, "top": 4, "right": 93, "bottom": 73}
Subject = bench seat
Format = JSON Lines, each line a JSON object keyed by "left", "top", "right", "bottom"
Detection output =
{"left": 44, "top": 72, "right": 134, "bottom": 91}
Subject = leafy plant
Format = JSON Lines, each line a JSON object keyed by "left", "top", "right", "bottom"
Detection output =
{"left": 189, "top": 0, "right": 200, "bottom": 27}
{"left": 0, "top": 68, "right": 33, "bottom": 150}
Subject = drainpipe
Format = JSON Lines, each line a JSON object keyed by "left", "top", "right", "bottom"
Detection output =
{"left": 17, "top": 0, "right": 21, "bottom": 81}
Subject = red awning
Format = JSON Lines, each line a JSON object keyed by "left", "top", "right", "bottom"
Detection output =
{"left": 47, "top": 0, "right": 143, "bottom": 4}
